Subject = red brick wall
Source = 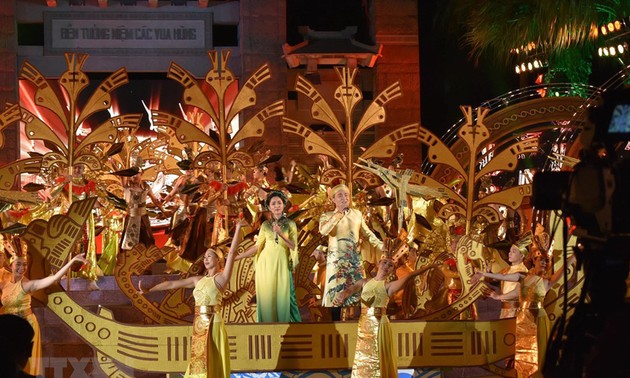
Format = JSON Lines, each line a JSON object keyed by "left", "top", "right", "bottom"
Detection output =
{"left": 0, "top": 0, "right": 19, "bottom": 166}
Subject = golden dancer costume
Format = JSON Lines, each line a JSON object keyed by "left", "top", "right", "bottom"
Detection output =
{"left": 0, "top": 252, "right": 87, "bottom": 377}
{"left": 351, "top": 279, "right": 396, "bottom": 378}
{"left": 477, "top": 252, "right": 574, "bottom": 378}
{"left": 500, "top": 261, "right": 529, "bottom": 319}
{"left": 97, "top": 211, "right": 124, "bottom": 275}
{"left": 186, "top": 275, "right": 229, "bottom": 378}
{"left": 59, "top": 173, "right": 101, "bottom": 286}
{"left": 0, "top": 278, "right": 42, "bottom": 376}
{"left": 514, "top": 274, "right": 550, "bottom": 378}
{"left": 121, "top": 183, "right": 155, "bottom": 250}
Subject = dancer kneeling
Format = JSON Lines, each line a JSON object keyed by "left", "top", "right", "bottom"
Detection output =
{"left": 336, "top": 254, "right": 437, "bottom": 378}
{"left": 138, "top": 220, "right": 245, "bottom": 378}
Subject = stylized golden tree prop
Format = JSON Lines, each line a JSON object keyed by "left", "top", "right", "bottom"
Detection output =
{"left": 358, "top": 105, "right": 539, "bottom": 319}
{"left": 439, "top": 107, "right": 538, "bottom": 234}
{"left": 0, "top": 104, "right": 42, "bottom": 204}
{"left": 144, "top": 50, "right": 281, "bottom": 322}
{"left": 151, "top": 50, "right": 284, "bottom": 190}
{"left": 18, "top": 53, "right": 138, "bottom": 202}
{"left": 278, "top": 69, "right": 544, "bottom": 322}
{"left": 282, "top": 67, "right": 421, "bottom": 193}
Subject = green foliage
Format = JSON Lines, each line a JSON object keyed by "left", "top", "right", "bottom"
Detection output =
{"left": 446, "top": 0, "right": 630, "bottom": 84}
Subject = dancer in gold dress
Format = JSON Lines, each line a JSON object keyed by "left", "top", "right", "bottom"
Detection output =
{"left": 0, "top": 252, "right": 87, "bottom": 377}
{"left": 336, "top": 255, "right": 437, "bottom": 378}
{"left": 138, "top": 220, "right": 244, "bottom": 378}
{"left": 120, "top": 171, "right": 162, "bottom": 251}
{"left": 58, "top": 164, "right": 101, "bottom": 290}
{"left": 476, "top": 253, "right": 576, "bottom": 377}
{"left": 498, "top": 244, "right": 530, "bottom": 319}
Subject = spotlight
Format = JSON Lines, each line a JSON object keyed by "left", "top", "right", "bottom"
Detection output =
{"left": 514, "top": 58, "right": 547, "bottom": 75}
{"left": 598, "top": 42, "right": 629, "bottom": 59}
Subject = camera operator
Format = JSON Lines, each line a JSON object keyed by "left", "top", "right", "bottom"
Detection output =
{"left": 534, "top": 87, "right": 630, "bottom": 378}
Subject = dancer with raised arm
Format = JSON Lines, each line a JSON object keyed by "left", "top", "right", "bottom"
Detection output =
{"left": 138, "top": 220, "right": 245, "bottom": 378}
{"left": 0, "top": 251, "right": 87, "bottom": 377}
{"left": 336, "top": 250, "right": 437, "bottom": 378}
{"left": 475, "top": 252, "right": 576, "bottom": 377}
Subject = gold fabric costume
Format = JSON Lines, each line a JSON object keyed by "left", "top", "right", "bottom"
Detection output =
{"left": 0, "top": 278, "right": 43, "bottom": 376}
{"left": 121, "top": 185, "right": 155, "bottom": 250}
{"left": 77, "top": 211, "right": 101, "bottom": 281}
{"left": 351, "top": 279, "right": 396, "bottom": 378}
{"left": 185, "top": 275, "right": 230, "bottom": 378}
{"left": 61, "top": 181, "right": 101, "bottom": 283}
{"left": 500, "top": 263, "right": 528, "bottom": 319}
{"left": 0, "top": 267, "right": 10, "bottom": 284}
{"left": 98, "top": 215, "right": 123, "bottom": 275}
{"left": 515, "top": 275, "right": 550, "bottom": 378}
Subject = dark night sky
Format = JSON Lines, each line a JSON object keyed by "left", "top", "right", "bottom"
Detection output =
{"left": 288, "top": 0, "right": 519, "bottom": 137}
{"left": 418, "top": 1, "right": 518, "bottom": 135}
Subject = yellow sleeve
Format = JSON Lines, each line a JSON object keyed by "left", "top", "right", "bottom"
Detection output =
{"left": 319, "top": 211, "right": 343, "bottom": 236}
{"left": 255, "top": 221, "right": 268, "bottom": 257}
{"left": 289, "top": 220, "right": 299, "bottom": 269}
{"left": 361, "top": 216, "right": 384, "bottom": 250}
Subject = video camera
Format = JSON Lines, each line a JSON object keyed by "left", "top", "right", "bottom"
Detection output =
{"left": 532, "top": 87, "right": 630, "bottom": 241}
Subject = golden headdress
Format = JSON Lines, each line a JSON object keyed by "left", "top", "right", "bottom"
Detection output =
{"left": 381, "top": 229, "right": 409, "bottom": 261}
{"left": 207, "top": 247, "right": 225, "bottom": 267}
{"left": 513, "top": 231, "right": 533, "bottom": 257}
{"left": 4, "top": 236, "right": 26, "bottom": 264}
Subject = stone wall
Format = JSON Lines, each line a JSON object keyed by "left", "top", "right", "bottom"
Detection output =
{"left": 239, "top": 0, "right": 286, "bottom": 153}
{"left": 375, "top": 0, "right": 421, "bottom": 168}
{"left": 0, "top": 0, "right": 19, "bottom": 165}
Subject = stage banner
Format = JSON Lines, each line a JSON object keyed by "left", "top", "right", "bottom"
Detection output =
{"left": 44, "top": 11, "right": 213, "bottom": 56}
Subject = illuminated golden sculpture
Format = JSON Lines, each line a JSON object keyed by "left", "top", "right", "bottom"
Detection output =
{"left": 283, "top": 67, "right": 419, "bottom": 192}
{"left": 5, "top": 51, "right": 590, "bottom": 377}
{"left": 151, "top": 50, "right": 281, "bottom": 184}
{"left": 19, "top": 53, "right": 127, "bottom": 182}
{"left": 0, "top": 104, "right": 42, "bottom": 204}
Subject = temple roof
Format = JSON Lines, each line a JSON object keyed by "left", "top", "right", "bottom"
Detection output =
{"left": 283, "top": 26, "right": 382, "bottom": 69}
